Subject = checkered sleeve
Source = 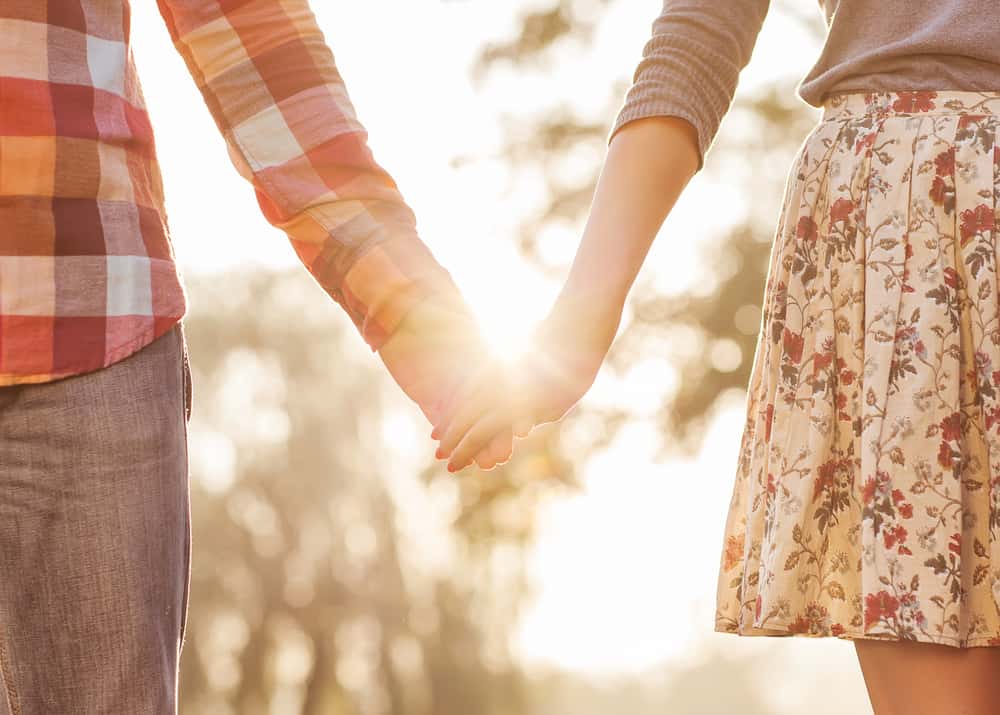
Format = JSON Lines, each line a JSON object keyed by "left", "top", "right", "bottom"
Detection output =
{"left": 155, "top": 0, "right": 465, "bottom": 351}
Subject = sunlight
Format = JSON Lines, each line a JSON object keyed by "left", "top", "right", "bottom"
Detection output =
{"left": 128, "top": 0, "right": 833, "bottom": 687}
{"left": 470, "top": 300, "right": 539, "bottom": 364}
{"left": 452, "top": 244, "right": 554, "bottom": 364}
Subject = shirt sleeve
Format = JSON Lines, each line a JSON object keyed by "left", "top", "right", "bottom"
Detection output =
{"left": 610, "top": 0, "right": 771, "bottom": 172}
{"left": 155, "top": 0, "right": 466, "bottom": 352}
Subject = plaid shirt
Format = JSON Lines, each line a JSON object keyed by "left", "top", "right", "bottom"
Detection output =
{"left": 0, "top": 0, "right": 460, "bottom": 386}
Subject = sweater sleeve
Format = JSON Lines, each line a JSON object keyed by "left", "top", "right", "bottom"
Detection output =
{"left": 610, "top": 0, "right": 771, "bottom": 172}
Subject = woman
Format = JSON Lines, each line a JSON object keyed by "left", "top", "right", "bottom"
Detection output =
{"left": 433, "top": 1, "right": 1000, "bottom": 712}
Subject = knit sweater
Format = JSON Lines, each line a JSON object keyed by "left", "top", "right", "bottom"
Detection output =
{"left": 613, "top": 0, "right": 1000, "bottom": 171}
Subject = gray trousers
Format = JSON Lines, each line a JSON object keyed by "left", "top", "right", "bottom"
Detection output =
{"left": 0, "top": 322, "right": 192, "bottom": 714}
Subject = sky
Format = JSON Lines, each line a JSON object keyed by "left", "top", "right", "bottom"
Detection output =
{"left": 128, "top": 2, "right": 870, "bottom": 710}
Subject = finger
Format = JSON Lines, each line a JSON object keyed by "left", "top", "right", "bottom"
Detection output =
{"left": 431, "top": 358, "right": 497, "bottom": 440}
{"left": 448, "top": 412, "right": 513, "bottom": 473}
{"left": 436, "top": 378, "right": 503, "bottom": 459}
{"left": 474, "top": 428, "right": 513, "bottom": 470}
{"left": 513, "top": 418, "right": 533, "bottom": 439}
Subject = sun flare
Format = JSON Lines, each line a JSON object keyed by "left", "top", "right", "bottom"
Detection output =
{"left": 470, "top": 300, "right": 539, "bottom": 364}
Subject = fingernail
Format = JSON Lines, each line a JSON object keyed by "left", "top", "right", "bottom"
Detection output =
{"left": 431, "top": 428, "right": 439, "bottom": 440}
{"left": 447, "top": 463, "right": 456, "bottom": 473}
{"left": 435, "top": 448, "right": 445, "bottom": 459}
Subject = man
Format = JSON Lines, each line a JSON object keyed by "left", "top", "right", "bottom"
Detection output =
{"left": 0, "top": 1, "right": 512, "bottom": 711}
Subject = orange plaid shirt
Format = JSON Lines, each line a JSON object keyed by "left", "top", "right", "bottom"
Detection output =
{"left": 0, "top": 0, "right": 460, "bottom": 386}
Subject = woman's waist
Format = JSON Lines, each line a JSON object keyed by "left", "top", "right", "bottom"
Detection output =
{"left": 819, "top": 89, "right": 1000, "bottom": 122}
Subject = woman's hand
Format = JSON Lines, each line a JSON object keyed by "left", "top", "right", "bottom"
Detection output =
{"left": 376, "top": 292, "right": 516, "bottom": 469}
{"left": 431, "top": 289, "right": 622, "bottom": 472}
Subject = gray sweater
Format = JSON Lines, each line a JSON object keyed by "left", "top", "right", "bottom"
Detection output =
{"left": 613, "top": 1, "right": 1000, "bottom": 172}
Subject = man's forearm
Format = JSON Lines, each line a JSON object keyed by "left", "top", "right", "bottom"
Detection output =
{"left": 559, "top": 115, "right": 700, "bottom": 316}
{"left": 157, "top": 0, "right": 458, "bottom": 352}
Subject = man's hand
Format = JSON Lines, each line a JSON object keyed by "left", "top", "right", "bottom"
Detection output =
{"left": 376, "top": 292, "right": 515, "bottom": 470}
{"left": 431, "top": 289, "right": 622, "bottom": 472}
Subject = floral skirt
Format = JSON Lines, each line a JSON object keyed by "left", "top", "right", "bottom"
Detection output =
{"left": 714, "top": 90, "right": 1000, "bottom": 648}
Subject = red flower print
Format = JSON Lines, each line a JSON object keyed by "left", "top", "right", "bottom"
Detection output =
{"left": 882, "top": 529, "right": 896, "bottom": 549}
{"left": 929, "top": 176, "right": 948, "bottom": 206}
{"left": 883, "top": 524, "right": 908, "bottom": 550}
{"left": 949, "top": 532, "right": 961, "bottom": 557}
{"left": 830, "top": 197, "right": 854, "bottom": 223}
{"left": 788, "top": 602, "right": 831, "bottom": 634}
{"left": 813, "top": 351, "right": 833, "bottom": 379}
{"left": 854, "top": 131, "right": 877, "bottom": 156}
{"left": 957, "top": 114, "right": 987, "bottom": 131}
{"left": 941, "top": 412, "right": 962, "bottom": 442}
{"left": 864, "top": 590, "right": 900, "bottom": 628}
{"left": 796, "top": 215, "right": 818, "bottom": 241}
{"left": 783, "top": 328, "right": 804, "bottom": 364}
{"left": 938, "top": 441, "right": 954, "bottom": 469}
{"left": 840, "top": 368, "right": 856, "bottom": 385}
{"left": 899, "top": 502, "right": 913, "bottom": 519}
{"left": 993, "top": 369, "right": 1000, "bottom": 386}
{"left": 765, "top": 403, "right": 774, "bottom": 441}
{"left": 959, "top": 204, "right": 994, "bottom": 246}
{"left": 814, "top": 459, "right": 838, "bottom": 500}
{"left": 989, "top": 406, "right": 1000, "bottom": 434}
{"left": 831, "top": 623, "right": 845, "bottom": 636}
{"left": 892, "top": 90, "right": 936, "bottom": 113}
{"left": 788, "top": 615, "right": 811, "bottom": 634}
{"left": 942, "top": 266, "right": 960, "bottom": 290}
{"left": 934, "top": 147, "right": 955, "bottom": 177}
{"left": 891, "top": 488, "right": 905, "bottom": 505}
{"left": 861, "top": 476, "right": 877, "bottom": 505}
{"left": 723, "top": 532, "right": 745, "bottom": 571}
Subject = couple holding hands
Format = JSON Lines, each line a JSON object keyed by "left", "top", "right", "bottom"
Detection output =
{"left": 10, "top": 0, "right": 1000, "bottom": 711}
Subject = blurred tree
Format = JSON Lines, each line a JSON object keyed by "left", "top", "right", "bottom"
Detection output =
{"left": 178, "top": 268, "right": 573, "bottom": 714}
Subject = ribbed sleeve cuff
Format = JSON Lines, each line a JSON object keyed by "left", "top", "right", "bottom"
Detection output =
{"left": 609, "top": 12, "right": 760, "bottom": 174}
{"left": 610, "top": 100, "right": 707, "bottom": 172}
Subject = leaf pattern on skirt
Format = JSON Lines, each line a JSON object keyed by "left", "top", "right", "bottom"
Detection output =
{"left": 715, "top": 90, "right": 1000, "bottom": 648}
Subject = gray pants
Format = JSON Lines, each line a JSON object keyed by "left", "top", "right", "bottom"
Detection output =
{"left": 0, "top": 323, "right": 192, "bottom": 714}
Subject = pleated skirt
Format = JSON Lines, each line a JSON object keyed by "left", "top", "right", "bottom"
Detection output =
{"left": 714, "top": 89, "right": 1000, "bottom": 648}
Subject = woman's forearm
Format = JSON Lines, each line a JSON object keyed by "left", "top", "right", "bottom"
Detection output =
{"left": 557, "top": 116, "right": 701, "bottom": 318}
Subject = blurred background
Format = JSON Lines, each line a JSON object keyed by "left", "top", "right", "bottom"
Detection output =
{"left": 132, "top": 1, "right": 875, "bottom": 712}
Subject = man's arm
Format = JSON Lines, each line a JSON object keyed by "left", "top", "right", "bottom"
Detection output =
{"left": 155, "top": 0, "right": 462, "bottom": 352}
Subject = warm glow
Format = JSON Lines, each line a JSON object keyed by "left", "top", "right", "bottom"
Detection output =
{"left": 128, "top": 0, "right": 850, "bottom": 696}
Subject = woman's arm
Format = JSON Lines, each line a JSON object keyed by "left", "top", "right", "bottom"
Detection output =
{"left": 433, "top": 115, "right": 700, "bottom": 471}
{"left": 434, "top": 0, "right": 773, "bottom": 470}
{"left": 556, "top": 114, "right": 700, "bottom": 333}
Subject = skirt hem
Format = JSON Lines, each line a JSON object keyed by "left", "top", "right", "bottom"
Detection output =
{"left": 714, "top": 621, "right": 1000, "bottom": 649}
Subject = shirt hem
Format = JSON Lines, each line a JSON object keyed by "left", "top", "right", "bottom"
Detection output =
{"left": 0, "top": 301, "right": 188, "bottom": 388}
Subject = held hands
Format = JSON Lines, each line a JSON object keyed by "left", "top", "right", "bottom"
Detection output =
{"left": 430, "top": 288, "right": 622, "bottom": 472}
{"left": 376, "top": 291, "right": 516, "bottom": 469}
